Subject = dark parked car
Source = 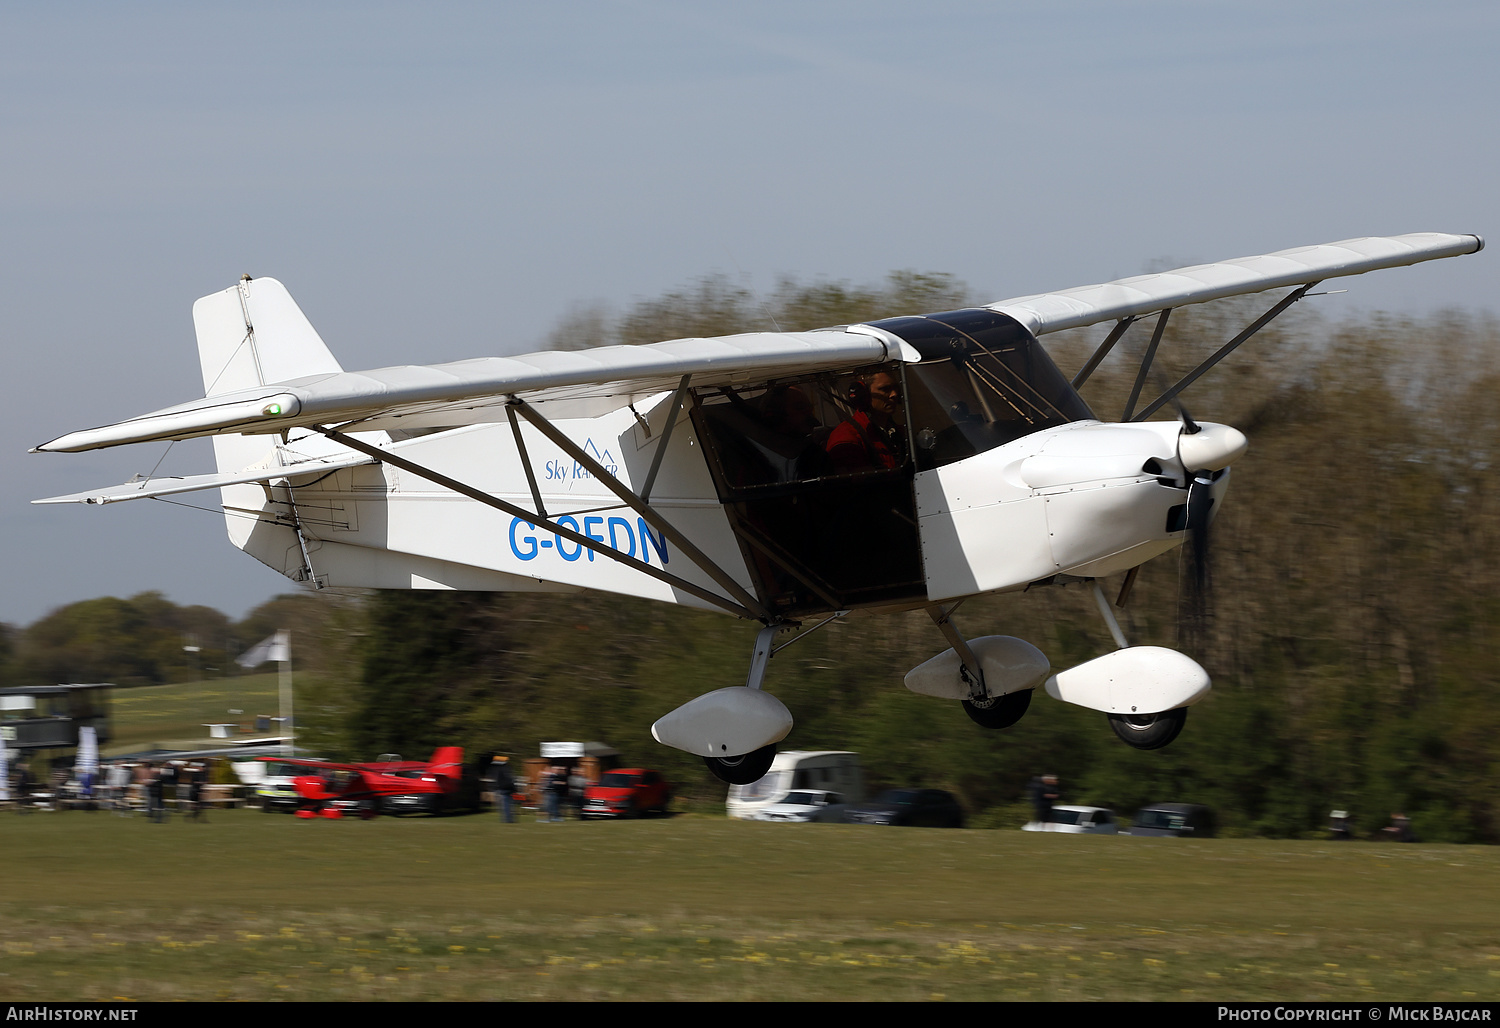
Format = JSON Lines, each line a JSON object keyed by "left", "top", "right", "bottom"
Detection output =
{"left": 1125, "top": 803, "right": 1215, "bottom": 837}
{"left": 814, "top": 788, "right": 964, "bottom": 828}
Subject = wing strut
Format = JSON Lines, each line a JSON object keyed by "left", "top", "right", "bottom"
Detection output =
{"left": 640, "top": 375, "right": 691, "bottom": 504}
{"left": 1071, "top": 316, "right": 1138, "bottom": 389}
{"left": 313, "top": 426, "right": 761, "bottom": 620}
{"left": 507, "top": 398, "right": 775, "bottom": 622}
{"left": 505, "top": 406, "right": 548, "bottom": 519}
{"left": 1122, "top": 309, "right": 1173, "bottom": 422}
{"left": 1129, "top": 283, "right": 1319, "bottom": 422}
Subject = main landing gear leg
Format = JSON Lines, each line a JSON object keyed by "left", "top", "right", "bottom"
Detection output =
{"left": 926, "top": 605, "right": 1032, "bottom": 730}
{"left": 652, "top": 624, "right": 793, "bottom": 786}
{"left": 1089, "top": 578, "right": 1189, "bottom": 750}
{"left": 702, "top": 626, "right": 780, "bottom": 785}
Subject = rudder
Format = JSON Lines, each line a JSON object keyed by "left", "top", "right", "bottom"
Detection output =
{"left": 194, "top": 277, "right": 344, "bottom": 476}
{"left": 195, "top": 276, "right": 342, "bottom": 397}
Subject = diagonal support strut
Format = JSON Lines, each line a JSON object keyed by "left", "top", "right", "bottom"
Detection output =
{"left": 508, "top": 397, "right": 774, "bottom": 622}
{"left": 1071, "top": 315, "right": 1138, "bottom": 390}
{"left": 640, "top": 375, "right": 691, "bottom": 504}
{"left": 1131, "top": 283, "right": 1319, "bottom": 422}
{"left": 314, "top": 426, "right": 758, "bottom": 619}
{"left": 1123, "top": 308, "right": 1173, "bottom": 422}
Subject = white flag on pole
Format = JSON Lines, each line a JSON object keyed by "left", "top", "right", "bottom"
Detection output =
{"left": 236, "top": 630, "right": 291, "bottom": 668}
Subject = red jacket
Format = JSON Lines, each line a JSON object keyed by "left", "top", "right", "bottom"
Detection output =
{"left": 826, "top": 412, "right": 899, "bottom": 472}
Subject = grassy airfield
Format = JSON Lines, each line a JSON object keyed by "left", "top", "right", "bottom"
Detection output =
{"left": 1, "top": 810, "right": 1496, "bottom": 1002}
{"left": 103, "top": 673, "right": 282, "bottom": 754}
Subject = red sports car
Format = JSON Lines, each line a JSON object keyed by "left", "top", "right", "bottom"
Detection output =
{"left": 582, "top": 769, "right": 672, "bottom": 818}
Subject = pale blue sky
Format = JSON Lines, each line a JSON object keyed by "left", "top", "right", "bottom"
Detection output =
{"left": 4, "top": 1, "right": 1495, "bottom": 626}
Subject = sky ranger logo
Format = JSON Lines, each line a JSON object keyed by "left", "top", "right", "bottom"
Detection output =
{"left": 541, "top": 438, "right": 620, "bottom": 489}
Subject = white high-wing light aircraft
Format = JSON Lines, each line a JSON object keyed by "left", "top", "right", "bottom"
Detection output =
{"left": 34, "top": 233, "right": 1483, "bottom": 783}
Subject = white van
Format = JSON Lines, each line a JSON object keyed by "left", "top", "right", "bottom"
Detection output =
{"left": 725, "top": 750, "right": 864, "bottom": 820}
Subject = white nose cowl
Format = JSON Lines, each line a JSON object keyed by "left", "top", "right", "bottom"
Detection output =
{"left": 1178, "top": 423, "right": 1248, "bottom": 472}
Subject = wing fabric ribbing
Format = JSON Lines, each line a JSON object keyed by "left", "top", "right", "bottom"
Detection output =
{"left": 988, "top": 233, "right": 1482, "bottom": 336}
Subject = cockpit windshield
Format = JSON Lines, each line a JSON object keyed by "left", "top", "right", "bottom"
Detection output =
{"left": 868, "top": 309, "right": 1094, "bottom": 471}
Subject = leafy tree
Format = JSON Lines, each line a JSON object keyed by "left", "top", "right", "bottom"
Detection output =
{"left": 553, "top": 269, "right": 970, "bottom": 351}
{"left": 11, "top": 592, "right": 232, "bottom": 687}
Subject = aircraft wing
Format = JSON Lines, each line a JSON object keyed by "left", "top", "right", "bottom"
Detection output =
{"left": 31, "top": 233, "right": 1480, "bottom": 456}
{"left": 262, "top": 757, "right": 361, "bottom": 772}
{"left": 33, "top": 448, "right": 376, "bottom": 505}
{"left": 33, "top": 328, "right": 917, "bottom": 454}
{"left": 987, "top": 233, "right": 1483, "bottom": 336}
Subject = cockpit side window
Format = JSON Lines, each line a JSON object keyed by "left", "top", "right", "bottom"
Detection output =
{"left": 688, "top": 365, "right": 924, "bottom": 615}
{"left": 690, "top": 367, "right": 911, "bottom": 499}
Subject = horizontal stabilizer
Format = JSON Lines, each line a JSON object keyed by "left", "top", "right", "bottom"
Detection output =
{"left": 32, "top": 450, "right": 375, "bottom": 505}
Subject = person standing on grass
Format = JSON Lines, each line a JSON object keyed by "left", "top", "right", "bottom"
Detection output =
{"left": 146, "top": 763, "right": 165, "bottom": 822}
{"left": 545, "top": 764, "right": 568, "bottom": 822}
{"left": 1027, "top": 773, "right": 1059, "bottom": 828}
{"left": 538, "top": 765, "right": 556, "bottom": 822}
{"left": 568, "top": 765, "right": 587, "bottom": 820}
{"left": 491, "top": 756, "right": 516, "bottom": 823}
{"left": 185, "top": 761, "right": 206, "bottom": 822}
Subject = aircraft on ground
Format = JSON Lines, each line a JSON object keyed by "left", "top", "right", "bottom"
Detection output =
{"left": 35, "top": 233, "right": 1483, "bottom": 783}
{"left": 262, "top": 747, "right": 472, "bottom": 818}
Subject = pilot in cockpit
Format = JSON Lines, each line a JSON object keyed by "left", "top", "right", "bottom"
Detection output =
{"left": 826, "top": 370, "right": 907, "bottom": 473}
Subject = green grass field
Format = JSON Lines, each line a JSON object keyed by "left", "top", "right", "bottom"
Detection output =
{"left": 104, "top": 674, "right": 282, "bottom": 754}
{"left": 1, "top": 810, "right": 1496, "bottom": 1001}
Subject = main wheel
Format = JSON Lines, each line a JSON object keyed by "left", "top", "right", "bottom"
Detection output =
{"left": 962, "top": 689, "right": 1032, "bottom": 729}
{"left": 703, "top": 744, "right": 776, "bottom": 785}
{"left": 1108, "top": 707, "right": 1188, "bottom": 750}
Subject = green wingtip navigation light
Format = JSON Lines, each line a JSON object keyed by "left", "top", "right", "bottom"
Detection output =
{"left": 262, "top": 402, "right": 283, "bottom": 416}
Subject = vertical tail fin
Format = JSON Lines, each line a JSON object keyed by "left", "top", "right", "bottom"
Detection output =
{"left": 195, "top": 276, "right": 342, "bottom": 397}
{"left": 429, "top": 747, "right": 464, "bottom": 779}
{"left": 193, "top": 277, "right": 344, "bottom": 475}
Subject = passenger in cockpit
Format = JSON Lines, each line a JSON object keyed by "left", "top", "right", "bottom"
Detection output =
{"left": 755, "top": 384, "right": 832, "bottom": 482}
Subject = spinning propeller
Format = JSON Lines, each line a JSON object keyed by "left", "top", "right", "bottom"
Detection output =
{"left": 1171, "top": 406, "right": 1246, "bottom": 655}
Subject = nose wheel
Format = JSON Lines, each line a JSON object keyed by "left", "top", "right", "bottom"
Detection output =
{"left": 703, "top": 744, "right": 777, "bottom": 785}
